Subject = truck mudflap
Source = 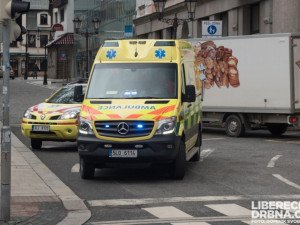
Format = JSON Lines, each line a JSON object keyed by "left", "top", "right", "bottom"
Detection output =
{"left": 77, "top": 133, "right": 182, "bottom": 167}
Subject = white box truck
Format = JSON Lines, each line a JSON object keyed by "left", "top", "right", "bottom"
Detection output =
{"left": 188, "top": 33, "right": 300, "bottom": 137}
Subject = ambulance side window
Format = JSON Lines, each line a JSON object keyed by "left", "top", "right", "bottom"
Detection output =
{"left": 181, "top": 64, "right": 186, "bottom": 95}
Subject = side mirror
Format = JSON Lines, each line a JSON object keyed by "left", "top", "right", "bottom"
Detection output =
{"left": 183, "top": 85, "right": 196, "bottom": 102}
{"left": 74, "top": 86, "right": 84, "bottom": 102}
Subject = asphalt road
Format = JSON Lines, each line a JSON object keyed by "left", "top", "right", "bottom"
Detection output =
{"left": 2, "top": 79, "right": 300, "bottom": 225}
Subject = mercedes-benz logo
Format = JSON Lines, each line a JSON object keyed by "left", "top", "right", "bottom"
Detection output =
{"left": 41, "top": 114, "right": 46, "bottom": 120}
{"left": 117, "top": 122, "right": 129, "bottom": 135}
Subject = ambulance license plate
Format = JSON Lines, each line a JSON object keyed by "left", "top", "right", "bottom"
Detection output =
{"left": 109, "top": 150, "right": 138, "bottom": 158}
{"left": 32, "top": 125, "right": 50, "bottom": 132}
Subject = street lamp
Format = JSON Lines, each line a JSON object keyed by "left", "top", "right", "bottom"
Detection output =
{"left": 73, "top": 16, "right": 101, "bottom": 78}
{"left": 153, "top": 0, "right": 197, "bottom": 39}
{"left": 36, "top": 28, "right": 56, "bottom": 85}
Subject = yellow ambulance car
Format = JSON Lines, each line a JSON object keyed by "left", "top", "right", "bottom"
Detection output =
{"left": 77, "top": 39, "right": 202, "bottom": 179}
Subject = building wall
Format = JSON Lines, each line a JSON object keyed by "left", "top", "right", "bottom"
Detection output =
{"left": 53, "top": 0, "right": 74, "bottom": 39}
{"left": 134, "top": 0, "right": 300, "bottom": 39}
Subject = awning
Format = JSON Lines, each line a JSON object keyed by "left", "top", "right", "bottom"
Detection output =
{"left": 47, "top": 33, "right": 74, "bottom": 47}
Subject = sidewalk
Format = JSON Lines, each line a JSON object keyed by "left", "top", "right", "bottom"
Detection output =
{"left": 0, "top": 78, "right": 91, "bottom": 224}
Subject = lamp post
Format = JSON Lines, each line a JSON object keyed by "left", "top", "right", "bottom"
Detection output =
{"left": 73, "top": 17, "right": 100, "bottom": 78}
{"left": 153, "top": 0, "right": 197, "bottom": 39}
{"left": 37, "top": 28, "right": 56, "bottom": 85}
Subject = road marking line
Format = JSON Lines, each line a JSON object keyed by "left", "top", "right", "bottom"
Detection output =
{"left": 287, "top": 141, "right": 300, "bottom": 144}
{"left": 90, "top": 215, "right": 252, "bottom": 225}
{"left": 265, "top": 140, "right": 283, "bottom": 143}
{"left": 273, "top": 174, "right": 300, "bottom": 190}
{"left": 71, "top": 163, "right": 80, "bottom": 173}
{"left": 143, "top": 206, "right": 210, "bottom": 225}
{"left": 143, "top": 206, "right": 192, "bottom": 219}
{"left": 87, "top": 194, "right": 300, "bottom": 207}
{"left": 267, "top": 155, "right": 282, "bottom": 168}
{"left": 202, "top": 138, "right": 224, "bottom": 141}
{"left": 200, "top": 148, "right": 215, "bottom": 162}
{"left": 205, "top": 204, "right": 250, "bottom": 216}
{"left": 206, "top": 204, "right": 286, "bottom": 225}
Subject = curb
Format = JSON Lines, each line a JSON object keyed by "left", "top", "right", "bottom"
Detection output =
{"left": 10, "top": 130, "right": 91, "bottom": 224}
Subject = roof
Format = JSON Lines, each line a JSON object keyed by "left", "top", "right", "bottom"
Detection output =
{"left": 47, "top": 33, "right": 74, "bottom": 47}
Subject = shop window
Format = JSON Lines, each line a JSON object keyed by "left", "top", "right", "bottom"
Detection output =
{"left": 28, "top": 60, "right": 36, "bottom": 71}
{"left": 41, "top": 59, "right": 47, "bottom": 71}
{"left": 40, "top": 35, "right": 48, "bottom": 47}
{"left": 40, "top": 14, "right": 48, "bottom": 25}
{"left": 28, "top": 35, "right": 36, "bottom": 47}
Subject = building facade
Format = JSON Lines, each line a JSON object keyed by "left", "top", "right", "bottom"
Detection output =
{"left": 134, "top": 0, "right": 300, "bottom": 39}
{"left": 0, "top": 0, "right": 52, "bottom": 78}
{"left": 47, "top": 0, "right": 75, "bottom": 80}
{"left": 74, "top": 0, "right": 136, "bottom": 78}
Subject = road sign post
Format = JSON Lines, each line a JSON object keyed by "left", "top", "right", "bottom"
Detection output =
{"left": 202, "top": 20, "right": 222, "bottom": 38}
{"left": 1, "top": 19, "right": 11, "bottom": 222}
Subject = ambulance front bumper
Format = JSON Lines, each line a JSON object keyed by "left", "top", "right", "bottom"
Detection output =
{"left": 77, "top": 133, "right": 181, "bottom": 167}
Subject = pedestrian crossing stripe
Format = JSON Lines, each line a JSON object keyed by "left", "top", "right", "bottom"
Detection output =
{"left": 90, "top": 203, "right": 288, "bottom": 225}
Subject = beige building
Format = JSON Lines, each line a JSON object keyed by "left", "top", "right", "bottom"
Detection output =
{"left": 134, "top": 0, "right": 300, "bottom": 39}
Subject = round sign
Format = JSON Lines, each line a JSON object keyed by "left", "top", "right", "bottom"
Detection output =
{"left": 207, "top": 25, "right": 217, "bottom": 35}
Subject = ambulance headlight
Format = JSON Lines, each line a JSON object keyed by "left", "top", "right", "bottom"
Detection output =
{"left": 79, "top": 117, "right": 94, "bottom": 135}
{"left": 58, "top": 110, "right": 80, "bottom": 120}
{"left": 155, "top": 116, "right": 177, "bottom": 135}
{"left": 23, "top": 109, "right": 33, "bottom": 119}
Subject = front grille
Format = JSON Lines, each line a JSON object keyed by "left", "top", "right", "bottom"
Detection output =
{"left": 94, "top": 121, "right": 154, "bottom": 138}
{"left": 50, "top": 115, "right": 60, "bottom": 120}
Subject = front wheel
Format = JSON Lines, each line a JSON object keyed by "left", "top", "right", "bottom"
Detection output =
{"left": 80, "top": 158, "right": 95, "bottom": 179}
{"left": 169, "top": 139, "right": 186, "bottom": 179}
{"left": 225, "top": 115, "right": 245, "bottom": 137}
{"left": 31, "top": 139, "right": 42, "bottom": 150}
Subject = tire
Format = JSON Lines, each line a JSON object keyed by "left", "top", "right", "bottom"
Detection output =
{"left": 80, "top": 158, "right": 95, "bottom": 179}
{"left": 190, "top": 131, "right": 201, "bottom": 162}
{"left": 266, "top": 123, "right": 288, "bottom": 135}
{"left": 225, "top": 115, "right": 245, "bottom": 137}
{"left": 169, "top": 139, "right": 186, "bottom": 179}
{"left": 31, "top": 139, "right": 42, "bottom": 150}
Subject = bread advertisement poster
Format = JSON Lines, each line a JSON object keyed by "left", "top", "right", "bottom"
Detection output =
{"left": 191, "top": 40, "right": 240, "bottom": 90}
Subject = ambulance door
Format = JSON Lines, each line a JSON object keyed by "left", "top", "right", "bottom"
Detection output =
{"left": 181, "top": 62, "right": 197, "bottom": 151}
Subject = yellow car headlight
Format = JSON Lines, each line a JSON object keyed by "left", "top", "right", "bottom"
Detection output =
{"left": 58, "top": 110, "right": 80, "bottom": 120}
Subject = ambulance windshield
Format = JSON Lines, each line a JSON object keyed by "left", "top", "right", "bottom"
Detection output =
{"left": 86, "top": 63, "right": 177, "bottom": 99}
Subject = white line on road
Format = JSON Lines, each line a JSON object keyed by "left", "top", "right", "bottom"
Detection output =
{"left": 87, "top": 194, "right": 300, "bottom": 207}
{"left": 200, "top": 148, "right": 215, "bottom": 162}
{"left": 206, "top": 204, "right": 286, "bottom": 225}
{"left": 267, "top": 155, "right": 282, "bottom": 168}
{"left": 205, "top": 203, "right": 251, "bottom": 216}
{"left": 71, "top": 163, "right": 80, "bottom": 173}
{"left": 143, "top": 206, "right": 210, "bottom": 225}
{"left": 273, "top": 174, "right": 300, "bottom": 190}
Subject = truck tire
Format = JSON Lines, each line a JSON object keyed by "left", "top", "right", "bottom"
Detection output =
{"left": 225, "top": 115, "right": 245, "bottom": 137}
{"left": 80, "top": 158, "right": 95, "bottom": 179}
{"left": 266, "top": 123, "right": 288, "bottom": 135}
{"left": 31, "top": 139, "right": 42, "bottom": 150}
{"left": 169, "top": 139, "right": 186, "bottom": 179}
{"left": 190, "top": 131, "right": 201, "bottom": 162}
